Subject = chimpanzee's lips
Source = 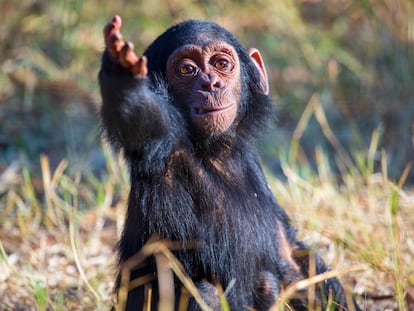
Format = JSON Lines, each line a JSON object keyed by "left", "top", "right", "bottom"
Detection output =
{"left": 192, "top": 104, "right": 233, "bottom": 117}
{"left": 195, "top": 107, "right": 219, "bottom": 115}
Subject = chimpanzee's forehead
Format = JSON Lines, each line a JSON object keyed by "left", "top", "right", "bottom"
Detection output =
{"left": 162, "top": 21, "right": 241, "bottom": 50}
{"left": 169, "top": 42, "right": 238, "bottom": 57}
{"left": 144, "top": 20, "right": 246, "bottom": 75}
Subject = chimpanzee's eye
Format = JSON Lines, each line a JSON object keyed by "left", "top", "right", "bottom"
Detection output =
{"left": 214, "top": 59, "right": 229, "bottom": 70}
{"left": 177, "top": 63, "right": 197, "bottom": 76}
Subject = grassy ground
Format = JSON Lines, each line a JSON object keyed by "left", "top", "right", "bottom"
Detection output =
{"left": 1, "top": 112, "right": 413, "bottom": 310}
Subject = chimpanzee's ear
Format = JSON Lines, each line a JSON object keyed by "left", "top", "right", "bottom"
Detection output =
{"left": 248, "top": 48, "right": 269, "bottom": 95}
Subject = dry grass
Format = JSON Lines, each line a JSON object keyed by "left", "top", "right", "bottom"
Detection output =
{"left": 0, "top": 150, "right": 128, "bottom": 310}
{"left": 269, "top": 96, "right": 414, "bottom": 310}
{"left": 1, "top": 101, "right": 414, "bottom": 310}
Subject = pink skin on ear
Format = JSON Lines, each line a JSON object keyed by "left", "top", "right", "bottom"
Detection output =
{"left": 248, "top": 48, "right": 269, "bottom": 96}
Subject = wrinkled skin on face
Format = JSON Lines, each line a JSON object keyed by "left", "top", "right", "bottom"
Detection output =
{"left": 166, "top": 43, "right": 241, "bottom": 135}
{"left": 102, "top": 15, "right": 269, "bottom": 138}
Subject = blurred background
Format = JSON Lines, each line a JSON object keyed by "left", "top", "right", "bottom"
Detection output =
{"left": 1, "top": 0, "right": 413, "bottom": 180}
{"left": 1, "top": 0, "right": 414, "bottom": 310}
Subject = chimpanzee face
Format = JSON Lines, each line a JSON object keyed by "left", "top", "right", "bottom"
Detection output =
{"left": 166, "top": 42, "right": 241, "bottom": 135}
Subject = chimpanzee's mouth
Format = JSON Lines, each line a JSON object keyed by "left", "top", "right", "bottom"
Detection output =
{"left": 193, "top": 105, "right": 232, "bottom": 117}
{"left": 195, "top": 107, "right": 216, "bottom": 115}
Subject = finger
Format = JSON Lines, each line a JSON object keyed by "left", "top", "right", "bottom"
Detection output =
{"left": 103, "top": 15, "right": 122, "bottom": 43}
{"left": 131, "top": 56, "right": 148, "bottom": 77}
{"left": 107, "top": 33, "right": 124, "bottom": 59}
{"left": 119, "top": 42, "right": 139, "bottom": 68}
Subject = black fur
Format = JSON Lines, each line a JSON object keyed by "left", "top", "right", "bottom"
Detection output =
{"left": 99, "top": 19, "right": 358, "bottom": 310}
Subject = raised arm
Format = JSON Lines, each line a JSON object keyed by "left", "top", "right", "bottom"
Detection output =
{"left": 98, "top": 16, "right": 183, "bottom": 167}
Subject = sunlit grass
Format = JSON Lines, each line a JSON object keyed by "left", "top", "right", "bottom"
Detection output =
{"left": 1, "top": 119, "right": 413, "bottom": 310}
{"left": 0, "top": 146, "right": 128, "bottom": 310}
{"left": 267, "top": 95, "right": 414, "bottom": 310}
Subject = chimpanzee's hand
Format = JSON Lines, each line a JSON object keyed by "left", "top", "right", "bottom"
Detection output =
{"left": 103, "top": 15, "right": 148, "bottom": 77}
